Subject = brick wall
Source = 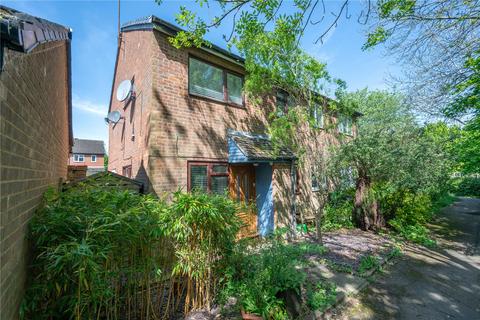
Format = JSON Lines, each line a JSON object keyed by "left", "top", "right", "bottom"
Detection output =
{"left": 146, "top": 32, "right": 269, "bottom": 195}
{"left": 0, "top": 41, "right": 70, "bottom": 320}
{"left": 108, "top": 30, "right": 154, "bottom": 189}
{"left": 108, "top": 28, "right": 357, "bottom": 227}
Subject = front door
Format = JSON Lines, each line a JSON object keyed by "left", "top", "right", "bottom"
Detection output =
{"left": 229, "top": 165, "right": 257, "bottom": 237}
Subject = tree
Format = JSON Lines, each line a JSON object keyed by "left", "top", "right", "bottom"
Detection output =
{"left": 331, "top": 90, "right": 450, "bottom": 230}
{"left": 365, "top": 0, "right": 480, "bottom": 119}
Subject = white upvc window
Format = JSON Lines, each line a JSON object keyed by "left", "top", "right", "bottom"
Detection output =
{"left": 73, "top": 154, "right": 84, "bottom": 162}
{"left": 313, "top": 104, "right": 324, "bottom": 128}
{"left": 338, "top": 115, "right": 353, "bottom": 135}
{"left": 91, "top": 155, "right": 97, "bottom": 162}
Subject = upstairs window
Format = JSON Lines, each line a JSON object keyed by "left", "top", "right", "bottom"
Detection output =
{"left": 73, "top": 154, "right": 84, "bottom": 162}
{"left": 188, "top": 57, "right": 244, "bottom": 106}
{"left": 338, "top": 115, "right": 353, "bottom": 135}
{"left": 275, "top": 90, "right": 295, "bottom": 116}
{"left": 91, "top": 155, "right": 97, "bottom": 162}
{"left": 312, "top": 104, "right": 324, "bottom": 128}
{"left": 188, "top": 162, "right": 228, "bottom": 194}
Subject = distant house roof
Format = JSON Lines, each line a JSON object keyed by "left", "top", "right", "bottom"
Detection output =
{"left": 228, "top": 130, "right": 296, "bottom": 163}
{"left": 121, "top": 15, "right": 244, "bottom": 66}
{"left": 72, "top": 139, "right": 106, "bottom": 155}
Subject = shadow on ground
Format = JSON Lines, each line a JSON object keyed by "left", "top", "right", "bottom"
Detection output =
{"left": 328, "top": 197, "right": 480, "bottom": 320}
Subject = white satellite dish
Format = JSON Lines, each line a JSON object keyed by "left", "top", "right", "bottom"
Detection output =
{"left": 105, "top": 111, "right": 122, "bottom": 124}
{"left": 116, "top": 80, "right": 133, "bottom": 102}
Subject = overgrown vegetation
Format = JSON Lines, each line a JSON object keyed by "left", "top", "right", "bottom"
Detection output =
{"left": 306, "top": 281, "right": 337, "bottom": 312}
{"left": 451, "top": 177, "right": 480, "bottom": 197}
{"left": 358, "top": 255, "right": 380, "bottom": 275}
{"left": 22, "top": 186, "right": 240, "bottom": 319}
{"left": 219, "top": 233, "right": 327, "bottom": 319}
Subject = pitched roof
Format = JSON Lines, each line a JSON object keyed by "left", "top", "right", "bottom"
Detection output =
{"left": 121, "top": 15, "right": 244, "bottom": 66}
{"left": 0, "top": 5, "right": 71, "bottom": 54}
{"left": 229, "top": 131, "right": 296, "bottom": 162}
{"left": 72, "top": 139, "right": 105, "bottom": 155}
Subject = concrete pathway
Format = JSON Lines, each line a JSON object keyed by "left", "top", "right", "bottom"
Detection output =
{"left": 329, "top": 197, "right": 480, "bottom": 320}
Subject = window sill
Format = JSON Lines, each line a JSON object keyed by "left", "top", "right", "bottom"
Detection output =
{"left": 189, "top": 92, "right": 245, "bottom": 109}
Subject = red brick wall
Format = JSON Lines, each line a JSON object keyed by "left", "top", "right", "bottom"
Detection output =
{"left": 107, "top": 28, "right": 357, "bottom": 224}
{"left": 0, "top": 41, "right": 71, "bottom": 319}
{"left": 68, "top": 153, "right": 105, "bottom": 168}
{"left": 146, "top": 32, "right": 269, "bottom": 195}
{"left": 108, "top": 30, "right": 154, "bottom": 188}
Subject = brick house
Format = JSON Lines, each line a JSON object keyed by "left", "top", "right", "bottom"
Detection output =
{"left": 0, "top": 6, "right": 72, "bottom": 319}
{"left": 108, "top": 16, "right": 357, "bottom": 237}
{"left": 68, "top": 138, "right": 106, "bottom": 175}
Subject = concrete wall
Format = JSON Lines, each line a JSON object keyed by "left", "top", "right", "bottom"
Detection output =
{"left": 0, "top": 41, "right": 71, "bottom": 320}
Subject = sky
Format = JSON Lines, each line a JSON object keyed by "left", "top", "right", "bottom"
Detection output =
{"left": 4, "top": 0, "right": 399, "bottom": 147}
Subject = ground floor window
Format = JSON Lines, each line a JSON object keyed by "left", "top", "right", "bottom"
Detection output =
{"left": 188, "top": 162, "right": 228, "bottom": 194}
{"left": 122, "top": 165, "right": 132, "bottom": 178}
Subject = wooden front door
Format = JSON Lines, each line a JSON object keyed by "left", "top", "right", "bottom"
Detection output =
{"left": 229, "top": 165, "right": 257, "bottom": 237}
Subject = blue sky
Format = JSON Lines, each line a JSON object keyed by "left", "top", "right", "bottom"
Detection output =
{"left": 4, "top": 1, "right": 398, "bottom": 147}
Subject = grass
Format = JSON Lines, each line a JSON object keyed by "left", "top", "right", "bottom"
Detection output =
{"left": 307, "top": 281, "right": 338, "bottom": 312}
{"left": 358, "top": 255, "right": 381, "bottom": 275}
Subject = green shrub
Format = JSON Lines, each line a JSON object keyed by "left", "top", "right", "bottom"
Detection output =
{"left": 307, "top": 281, "right": 337, "bottom": 312}
{"left": 219, "top": 237, "right": 325, "bottom": 319}
{"left": 382, "top": 190, "right": 433, "bottom": 226}
{"left": 358, "top": 254, "right": 380, "bottom": 274}
{"left": 164, "top": 191, "right": 241, "bottom": 311}
{"left": 22, "top": 185, "right": 168, "bottom": 319}
{"left": 22, "top": 186, "right": 241, "bottom": 319}
{"left": 452, "top": 177, "right": 480, "bottom": 197}
{"left": 322, "top": 189, "right": 354, "bottom": 231}
{"left": 389, "top": 220, "right": 436, "bottom": 247}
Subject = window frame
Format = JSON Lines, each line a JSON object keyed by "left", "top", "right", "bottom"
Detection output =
{"left": 312, "top": 104, "right": 324, "bottom": 129}
{"left": 91, "top": 155, "right": 97, "bottom": 162}
{"left": 73, "top": 154, "right": 85, "bottom": 162}
{"left": 338, "top": 115, "right": 353, "bottom": 136}
{"left": 187, "top": 161, "right": 229, "bottom": 194}
{"left": 188, "top": 55, "right": 245, "bottom": 108}
{"left": 122, "top": 165, "right": 132, "bottom": 178}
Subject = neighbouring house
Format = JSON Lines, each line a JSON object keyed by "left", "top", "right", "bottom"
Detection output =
{"left": 108, "top": 16, "right": 358, "bottom": 237}
{"left": 0, "top": 6, "right": 72, "bottom": 320}
{"left": 68, "top": 138, "right": 106, "bottom": 176}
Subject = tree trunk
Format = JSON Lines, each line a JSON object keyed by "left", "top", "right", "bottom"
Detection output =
{"left": 353, "top": 175, "right": 385, "bottom": 231}
{"left": 314, "top": 207, "right": 323, "bottom": 245}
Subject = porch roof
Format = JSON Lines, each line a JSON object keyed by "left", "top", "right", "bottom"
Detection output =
{"left": 228, "top": 130, "right": 296, "bottom": 163}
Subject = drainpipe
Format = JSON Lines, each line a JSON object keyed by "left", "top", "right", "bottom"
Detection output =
{"left": 290, "top": 160, "right": 297, "bottom": 239}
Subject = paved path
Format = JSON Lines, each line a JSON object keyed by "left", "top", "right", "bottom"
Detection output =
{"left": 329, "top": 197, "right": 480, "bottom": 320}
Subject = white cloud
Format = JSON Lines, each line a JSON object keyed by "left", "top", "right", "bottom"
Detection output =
{"left": 72, "top": 95, "right": 107, "bottom": 116}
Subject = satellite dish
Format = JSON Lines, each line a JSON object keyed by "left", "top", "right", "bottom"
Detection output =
{"left": 116, "top": 80, "right": 132, "bottom": 102}
{"left": 105, "top": 111, "right": 121, "bottom": 124}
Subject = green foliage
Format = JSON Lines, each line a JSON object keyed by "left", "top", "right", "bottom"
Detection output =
{"left": 163, "top": 191, "right": 241, "bottom": 310}
{"left": 22, "top": 185, "right": 168, "bottom": 319}
{"left": 322, "top": 189, "right": 355, "bottom": 231}
{"left": 452, "top": 177, "right": 480, "bottom": 197}
{"left": 382, "top": 190, "right": 432, "bottom": 226}
{"left": 23, "top": 186, "right": 241, "bottom": 319}
{"left": 306, "top": 281, "right": 337, "bottom": 312}
{"left": 386, "top": 246, "right": 403, "bottom": 259}
{"left": 389, "top": 221, "right": 436, "bottom": 247}
{"left": 358, "top": 255, "right": 380, "bottom": 274}
{"left": 219, "top": 237, "right": 325, "bottom": 318}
